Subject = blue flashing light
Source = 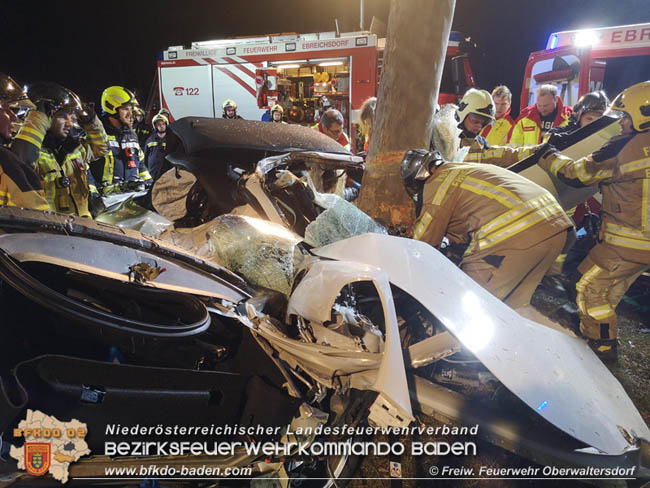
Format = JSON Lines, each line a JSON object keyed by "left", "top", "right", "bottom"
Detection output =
{"left": 549, "top": 34, "right": 558, "bottom": 50}
{"left": 537, "top": 400, "right": 549, "bottom": 411}
{"left": 449, "top": 31, "right": 463, "bottom": 42}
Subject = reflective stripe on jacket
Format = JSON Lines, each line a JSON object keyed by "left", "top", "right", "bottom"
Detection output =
{"left": 0, "top": 146, "right": 50, "bottom": 210}
{"left": 413, "top": 162, "right": 572, "bottom": 256}
{"left": 460, "top": 135, "right": 536, "bottom": 168}
{"left": 508, "top": 97, "right": 572, "bottom": 146}
{"left": 93, "top": 121, "right": 151, "bottom": 193}
{"left": 12, "top": 111, "right": 107, "bottom": 216}
{"left": 539, "top": 130, "right": 650, "bottom": 253}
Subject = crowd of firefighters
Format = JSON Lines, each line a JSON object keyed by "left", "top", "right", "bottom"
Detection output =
{"left": 0, "top": 68, "right": 649, "bottom": 362}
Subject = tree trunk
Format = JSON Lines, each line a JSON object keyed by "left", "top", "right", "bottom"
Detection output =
{"left": 356, "top": 0, "right": 456, "bottom": 232}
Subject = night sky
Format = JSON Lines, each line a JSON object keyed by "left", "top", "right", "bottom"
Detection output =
{"left": 2, "top": 0, "right": 647, "bottom": 115}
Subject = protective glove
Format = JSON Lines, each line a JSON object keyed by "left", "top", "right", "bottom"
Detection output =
{"left": 144, "top": 178, "right": 154, "bottom": 190}
{"left": 35, "top": 99, "right": 56, "bottom": 118}
{"left": 76, "top": 102, "right": 96, "bottom": 125}
{"left": 529, "top": 143, "right": 559, "bottom": 166}
{"left": 121, "top": 179, "right": 145, "bottom": 192}
{"left": 546, "top": 131, "right": 569, "bottom": 148}
{"left": 88, "top": 193, "right": 106, "bottom": 218}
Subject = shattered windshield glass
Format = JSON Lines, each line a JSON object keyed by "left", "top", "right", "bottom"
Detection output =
{"left": 160, "top": 215, "right": 303, "bottom": 296}
{"left": 303, "top": 191, "right": 387, "bottom": 247}
{"left": 95, "top": 196, "right": 172, "bottom": 237}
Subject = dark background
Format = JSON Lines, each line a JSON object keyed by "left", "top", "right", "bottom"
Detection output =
{"left": 1, "top": 0, "right": 646, "bottom": 115}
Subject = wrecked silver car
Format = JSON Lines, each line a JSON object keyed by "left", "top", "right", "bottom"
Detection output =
{"left": 0, "top": 119, "right": 648, "bottom": 485}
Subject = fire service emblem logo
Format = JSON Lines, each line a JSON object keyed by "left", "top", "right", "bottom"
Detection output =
{"left": 25, "top": 443, "right": 51, "bottom": 476}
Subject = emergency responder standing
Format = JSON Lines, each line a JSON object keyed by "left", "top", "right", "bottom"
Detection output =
{"left": 508, "top": 84, "right": 572, "bottom": 146}
{"left": 222, "top": 99, "right": 243, "bottom": 119}
{"left": 314, "top": 109, "right": 350, "bottom": 150}
{"left": 455, "top": 89, "right": 536, "bottom": 167}
{"left": 536, "top": 81, "right": 650, "bottom": 361}
{"left": 479, "top": 86, "right": 514, "bottom": 146}
{"left": 12, "top": 82, "right": 108, "bottom": 217}
{"left": 133, "top": 105, "right": 152, "bottom": 148}
{"left": 144, "top": 113, "right": 170, "bottom": 181}
{"left": 359, "top": 96, "right": 377, "bottom": 152}
{"left": 269, "top": 104, "right": 286, "bottom": 123}
{"left": 92, "top": 86, "right": 151, "bottom": 195}
{"left": 0, "top": 73, "right": 49, "bottom": 210}
{"left": 548, "top": 91, "right": 610, "bottom": 136}
{"left": 402, "top": 149, "right": 573, "bottom": 309}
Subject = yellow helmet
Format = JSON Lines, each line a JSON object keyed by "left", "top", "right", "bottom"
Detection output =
{"left": 101, "top": 86, "right": 136, "bottom": 115}
{"left": 270, "top": 104, "right": 283, "bottom": 114}
{"left": 610, "top": 81, "right": 650, "bottom": 132}
{"left": 456, "top": 88, "right": 495, "bottom": 126}
{"left": 222, "top": 99, "right": 237, "bottom": 110}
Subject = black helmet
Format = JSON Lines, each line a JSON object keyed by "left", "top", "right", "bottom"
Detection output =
{"left": 25, "top": 82, "right": 82, "bottom": 115}
{"left": 401, "top": 149, "right": 444, "bottom": 201}
{"left": 573, "top": 91, "right": 609, "bottom": 122}
{"left": 0, "top": 73, "right": 35, "bottom": 110}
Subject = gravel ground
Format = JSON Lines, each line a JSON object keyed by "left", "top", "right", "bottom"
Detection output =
{"left": 348, "top": 287, "right": 650, "bottom": 488}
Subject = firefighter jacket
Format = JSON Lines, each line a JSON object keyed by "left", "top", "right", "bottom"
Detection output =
{"left": 413, "top": 162, "right": 572, "bottom": 256}
{"left": 460, "top": 134, "right": 536, "bottom": 168}
{"left": 0, "top": 146, "right": 50, "bottom": 210}
{"left": 508, "top": 97, "right": 572, "bottom": 146}
{"left": 12, "top": 111, "right": 107, "bottom": 217}
{"left": 313, "top": 122, "right": 351, "bottom": 150}
{"left": 135, "top": 122, "right": 152, "bottom": 149}
{"left": 539, "top": 130, "right": 650, "bottom": 254}
{"left": 92, "top": 120, "right": 151, "bottom": 194}
{"left": 480, "top": 109, "right": 514, "bottom": 146}
{"left": 144, "top": 132, "right": 169, "bottom": 182}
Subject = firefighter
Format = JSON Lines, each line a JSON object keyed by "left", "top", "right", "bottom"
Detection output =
{"left": 508, "top": 84, "right": 572, "bottom": 146}
{"left": 222, "top": 99, "right": 243, "bottom": 119}
{"left": 144, "top": 113, "right": 169, "bottom": 181}
{"left": 479, "top": 85, "right": 514, "bottom": 146}
{"left": 548, "top": 91, "right": 610, "bottom": 137}
{"left": 455, "top": 89, "right": 536, "bottom": 167}
{"left": 402, "top": 149, "right": 573, "bottom": 309}
{"left": 536, "top": 81, "right": 650, "bottom": 361}
{"left": 0, "top": 73, "right": 50, "bottom": 210}
{"left": 91, "top": 86, "right": 151, "bottom": 195}
{"left": 12, "top": 82, "right": 107, "bottom": 217}
{"left": 133, "top": 105, "right": 152, "bottom": 148}
{"left": 269, "top": 104, "right": 286, "bottom": 123}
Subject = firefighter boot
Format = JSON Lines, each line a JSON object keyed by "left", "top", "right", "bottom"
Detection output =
{"left": 587, "top": 338, "right": 618, "bottom": 363}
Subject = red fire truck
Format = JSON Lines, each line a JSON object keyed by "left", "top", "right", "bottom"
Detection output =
{"left": 150, "top": 30, "right": 478, "bottom": 151}
{"left": 520, "top": 22, "right": 650, "bottom": 109}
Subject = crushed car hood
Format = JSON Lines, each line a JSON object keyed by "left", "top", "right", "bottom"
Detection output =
{"left": 314, "top": 233, "right": 650, "bottom": 455}
{"left": 167, "top": 117, "right": 351, "bottom": 172}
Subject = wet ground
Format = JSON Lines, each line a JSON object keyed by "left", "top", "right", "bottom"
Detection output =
{"left": 349, "top": 287, "right": 650, "bottom": 488}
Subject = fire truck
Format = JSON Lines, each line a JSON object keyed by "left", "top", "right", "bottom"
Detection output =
{"left": 520, "top": 22, "right": 650, "bottom": 109}
{"left": 150, "top": 30, "right": 478, "bottom": 151}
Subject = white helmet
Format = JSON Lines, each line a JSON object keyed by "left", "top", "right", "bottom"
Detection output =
{"left": 455, "top": 89, "right": 495, "bottom": 126}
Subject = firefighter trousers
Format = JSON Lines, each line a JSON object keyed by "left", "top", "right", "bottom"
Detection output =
{"left": 575, "top": 241, "right": 650, "bottom": 340}
{"left": 460, "top": 230, "right": 568, "bottom": 309}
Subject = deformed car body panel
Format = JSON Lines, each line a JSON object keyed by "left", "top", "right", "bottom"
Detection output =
{"left": 0, "top": 233, "right": 247, "bottom": 302}
{"left": 313, "top": 233, "right": 650, "bottom": 455}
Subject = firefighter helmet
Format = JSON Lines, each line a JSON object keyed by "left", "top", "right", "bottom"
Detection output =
{"left": 101, "top": 86, "right": 136, "bottom": 115}
{"left": 222, "top": 99, "right": 237, "bottom": 110}
{"left": 401, "top": 149, "right": 444, "bottom": 200}
{"left": 455, "top": 89, "right": 495, "bottom": 126}
{"left": 610, "top": 81, "right": 650, "bottom": 132}
{"left": 152, "top": 113, "right": 169, "bottom": 127}
{"left": 24, "top": 82, "right": 82, "bottom": 114}
{"left": 573, "top": 91, "right": 609, "bottom": 121}
{"left": 158, "top": 108, "right": 171, "bottom": 118}
{"left": 270, "top": 104, "right": 283, "bottom": 114}
{"left": 0, "top": 73, "right": 35, "bottom": 110}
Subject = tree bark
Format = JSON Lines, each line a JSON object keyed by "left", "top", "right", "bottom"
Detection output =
{"left": 356, "top": 0, "right": 456, "bottom": 232}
